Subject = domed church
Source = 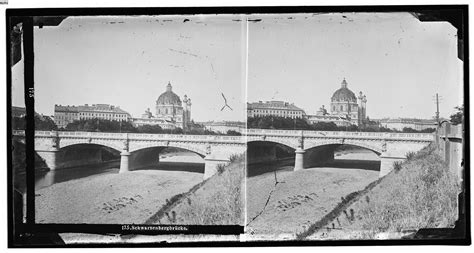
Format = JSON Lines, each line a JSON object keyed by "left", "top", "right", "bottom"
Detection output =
{"left": 310, "top": 78, "right": 367, "bottom": 127}
{"left": 330, "top": 78, "right": 366, "bottom": 125}
{"left": 155, "top": 82, "right": 192, "bottom": 129}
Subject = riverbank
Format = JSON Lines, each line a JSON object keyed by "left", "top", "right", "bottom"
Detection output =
{"left": 246, "top": 163, "right": 379, "bottom": 240}
{"left": 305, "top": 144, "right": 459, "bottom": 240}
{"left": 35, "top": 169, "right": 202, "bottom": 224}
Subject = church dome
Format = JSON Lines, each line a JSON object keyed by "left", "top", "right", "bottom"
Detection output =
{"left": 156, "top": 82, "right": 182, "bottom": 106}
{"left": 331, "top": 79, "right": 357, "bottom": 102}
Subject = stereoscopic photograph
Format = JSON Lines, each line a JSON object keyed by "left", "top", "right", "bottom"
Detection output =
{"left": 7, "top": 6, "right": 469, "bottom": 247}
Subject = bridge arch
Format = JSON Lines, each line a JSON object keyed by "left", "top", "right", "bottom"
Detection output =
{"left": 130, "top": 143, "right": 207, "bottom": 158}
{"left": 130, "top": 145, "right": 206, "bottom": 158}
{"left": 303, "top": 143, "right": 382, "bottom": 172}
{"left": 246, "top": 138, "right": 298, "bottom": 150}
{"left": 247, "top": 140, "right": 296, "bottom": 166}
{"left": 59, "top": 139, "right": 124, "bottom": 153}
{"left": 304, "top": 140, "right": 383, "bottom": 155}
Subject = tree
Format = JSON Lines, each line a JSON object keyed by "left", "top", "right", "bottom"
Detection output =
{"left": 226, "top": 130, "right": 241, "bottom": 136}
{"left": 450, "top": 105, "right": 464, "bottom": 125}
{"left": 11, "top": 115, "right": 57, "bottom": 131}
{"left": 12, "top": 116, "right": 26, "bottom": 130}
{"left": 35, "top": 115, "right": 58, "bottom": 131}
{"left": 136, "top": 124, "right": 163, "bottom": 133}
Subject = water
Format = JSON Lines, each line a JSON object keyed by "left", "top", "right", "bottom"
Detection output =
{"left": 247, "top": 148, "right": 381, "bottom": 177}
{"left": 34, "top": 154, "right": 204, "bottom": 191}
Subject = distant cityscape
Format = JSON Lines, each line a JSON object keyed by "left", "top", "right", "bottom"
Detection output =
{"left": 247, "top": 79, "right": 438, "bottom": 131}
{"left": 13, "top": 79, "right": 440, "bottom": 133}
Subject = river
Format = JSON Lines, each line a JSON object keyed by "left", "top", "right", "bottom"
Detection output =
{"left": 34, "top": 152, "right": 204, "bottom": 191}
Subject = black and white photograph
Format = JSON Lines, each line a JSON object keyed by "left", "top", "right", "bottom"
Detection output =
{"left": 5, "top": 4, "right": 470, "bottom": 247}
{"left": 10, "top": 14, "right": 247, "bottom": 230}
{"left": 244, "top": 11, "right": 465, "bottom": 241}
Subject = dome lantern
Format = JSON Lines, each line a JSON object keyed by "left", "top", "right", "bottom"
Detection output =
{"left": 341, "top": 78, "right": 348, "bottom": 88}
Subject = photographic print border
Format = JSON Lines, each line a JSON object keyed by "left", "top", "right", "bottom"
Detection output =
{"left": 6, "top": 5, "right": 470, "bottom": 247}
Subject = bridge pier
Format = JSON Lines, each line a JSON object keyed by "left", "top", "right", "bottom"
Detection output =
{"left": 119, "top": 151, "right": 131, "bottom": 173}
{"left": 36, "top": 149, "right": 60, "bottom": 171}
{"left": 203, "top": 155, "right": 230, "bottom": 180}
{"left": 379, "top": 153, "right": 406, "bottom": 177}
{"left": 294, "top": 148, "right": 305, "bottom": 171}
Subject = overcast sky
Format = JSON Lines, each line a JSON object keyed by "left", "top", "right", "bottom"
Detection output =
{"left": 248, "top": 12, "right": 463, "bottom": 119}
{"left": 12, "top": 12, "right": 463, "bottom": 120}
{"left": 13, "top": 15, "right": 247, "bottom": 121}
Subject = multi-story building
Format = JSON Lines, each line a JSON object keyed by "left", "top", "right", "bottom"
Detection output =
{"left": 247, "top": 101, "right": 305, "bottom": 119}
{"left": 12, "top": 106, "right": 27, "bottom": 118}
{"left": 54, "top": 104, "right": 131, "bottom": 129}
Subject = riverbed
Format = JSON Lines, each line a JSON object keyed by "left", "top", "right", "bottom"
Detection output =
{"left": 245, "top": 149, "right": 380, "bottom": 240}
{"left": 35, "top": 152, "right": 204, "bottom": 224}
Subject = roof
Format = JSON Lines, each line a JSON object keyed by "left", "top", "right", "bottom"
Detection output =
{"left": 55, "top": 104, "right": 130, "bottom": 114}
{"left": 331, "top": 79, "right": 357, "bottom": 102}
{"left": 247, "top": 101, "right": 304, "bottom": 111}
{"left": 156, "top": 82, "right": 182, "bottom": 106}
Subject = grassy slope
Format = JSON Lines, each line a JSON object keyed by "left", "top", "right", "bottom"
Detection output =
{"left": 149, "top": 155, "right": 245, "bottom": 225}
{"left": 304, "top": 144, "right": 459, "bottom": 240}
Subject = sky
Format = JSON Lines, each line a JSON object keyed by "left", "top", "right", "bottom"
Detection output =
{"left": 12, "top": 12, "right": 463, "bottom": 120}
{"left": 13, "top": 14, "right": 247, "bottom": 121}
{"left": 247, "top": 12, "right": 463, "bottom": 119}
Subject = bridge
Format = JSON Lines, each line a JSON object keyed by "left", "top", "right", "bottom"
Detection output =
{"left": 244, "top": 129, "right": 433, "bottom": 176}
{"left": 12, "top": 129, "right": 434, "bottom": 178}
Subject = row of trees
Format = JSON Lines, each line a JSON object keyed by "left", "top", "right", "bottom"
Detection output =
{"left": 11, "top": 105, "right": 463, "bottom": 134}
{"left": 12, "top": 115, "right": 58, "bottom": 131}
{"left": 247, "top": 115, "right": 436, "bottom": 133}
{"left": 12, "top": 116, "right": 241, "bottom": 136}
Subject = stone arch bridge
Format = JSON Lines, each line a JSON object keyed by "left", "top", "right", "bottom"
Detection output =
{"left": 244, "top": 129, "right": 433, "bottom": 176}
{"left": 13, "top": 129, "right": 433, "bottom": 178}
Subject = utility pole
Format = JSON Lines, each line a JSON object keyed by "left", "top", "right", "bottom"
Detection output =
{"left": 435, "top": 93, "right": 440, "bottom": 126}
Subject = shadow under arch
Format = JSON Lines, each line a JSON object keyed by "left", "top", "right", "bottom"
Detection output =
{"left": 129, "top": 146, "right": 205, "bottom": 173}
{"left": 57, "top": 143, "right": 121, "bottom": 170}
{"left": 304, "top": 143, "right": 381, "bottom": 171}
{"left": 247, "top": 140, "right": 296, "bottom": 177}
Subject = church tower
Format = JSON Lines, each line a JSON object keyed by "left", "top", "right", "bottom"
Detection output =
{"left": 357, "top": 91, "right": 367, "bottom": 127}
{"left": 183, "top": 95, "right": 192, "bottom": 130}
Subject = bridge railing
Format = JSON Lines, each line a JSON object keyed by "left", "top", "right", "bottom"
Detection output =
{"left": 13, "top": 129, "right": 433, "bottom": 142}
{"left": 243, "top": 128, "right": 433, "bottom": 141}
{"left": 14, "top": 130, "right": 244, "bottom": 143}
{"left": 127, "top": 133, "right": 243, "bottom": 142}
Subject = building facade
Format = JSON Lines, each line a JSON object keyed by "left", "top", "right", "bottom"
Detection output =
{"left": 307, "top": 78, "right": 368, "bottom": 127}
{"left": 247, "top": 101, "right": 305, "bottom": 119}
{"left": 135, "top": 82, "right": 192, "bottom": 130}
{"left": 54, "top": 104, "right": 131, "bottom": 129}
